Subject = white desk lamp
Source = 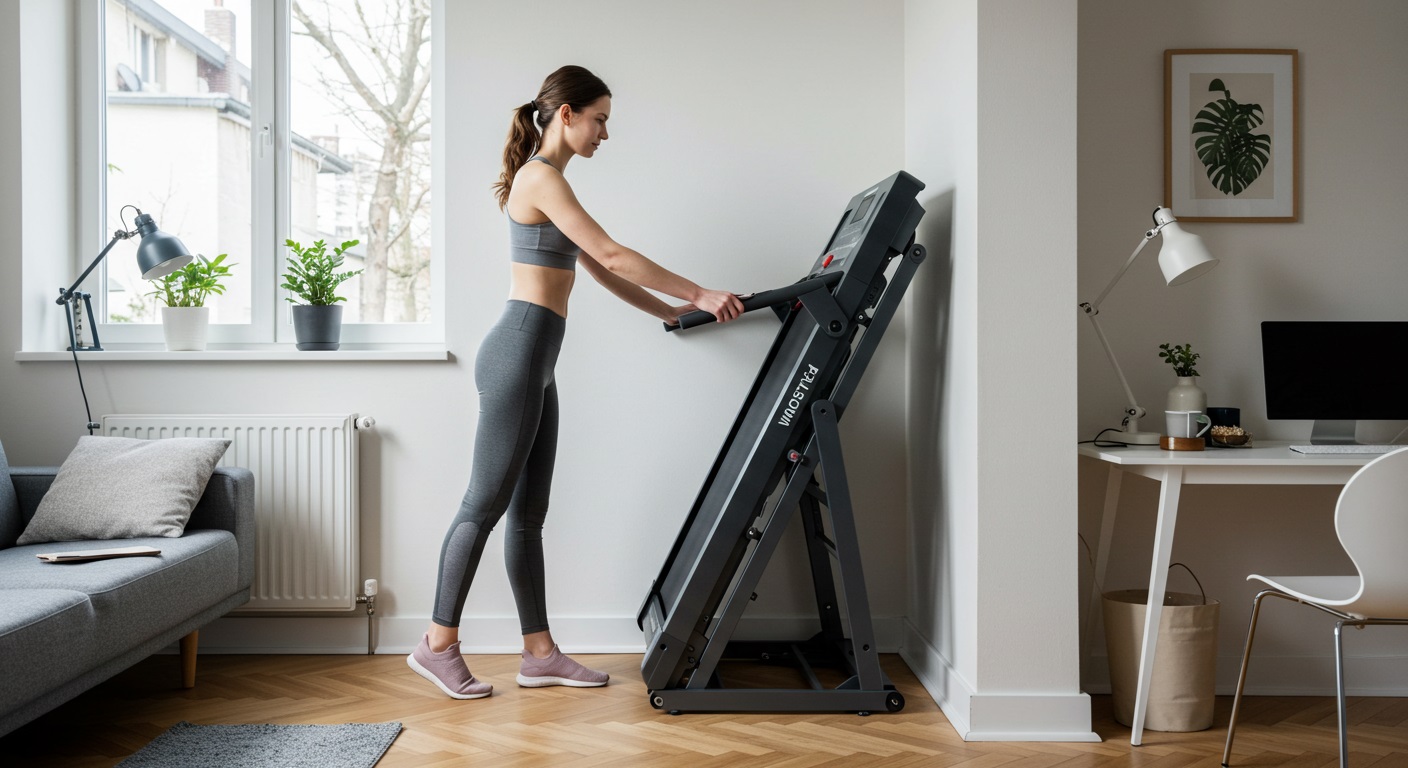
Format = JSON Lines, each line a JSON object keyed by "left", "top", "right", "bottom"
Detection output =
{"left": 1079, "top": 207, "right": 1217, "bottom": 446}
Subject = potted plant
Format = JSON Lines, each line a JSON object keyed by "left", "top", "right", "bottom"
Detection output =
{"left": 1159, "top": 342, "right": 1207, "bottom": 412}
{"left": 146, "top": 254, "right": 233, "bottom": 351}
{"left": 281, "top": 238, "right": 362, "bottom": 351}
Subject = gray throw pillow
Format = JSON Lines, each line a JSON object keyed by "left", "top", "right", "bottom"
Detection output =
{"left": 17, "top": 436, "right": 231, "bottom": 545}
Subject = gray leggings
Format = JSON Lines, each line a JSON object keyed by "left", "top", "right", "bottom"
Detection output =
{"left": 433, "top": 300, "right": 565, "bottom": 633}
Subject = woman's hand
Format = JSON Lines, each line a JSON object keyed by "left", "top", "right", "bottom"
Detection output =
{"left": 664, "top": 303, "right": 697, "bottom": 326}
{"left": 693, "top": 289, "right": 744, "bottom": 324}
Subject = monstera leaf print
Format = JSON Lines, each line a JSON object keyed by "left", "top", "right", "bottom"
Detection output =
{"left": 1191, "top": 79, "right": 1271, "bottom": 196}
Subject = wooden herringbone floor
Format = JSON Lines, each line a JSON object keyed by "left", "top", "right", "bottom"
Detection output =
{"left": 4, "top": 653, "right": 1408, "bottom": 766}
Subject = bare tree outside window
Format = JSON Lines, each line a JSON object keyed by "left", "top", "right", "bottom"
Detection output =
{"left": 292, "top": 0, "right": 432, "bottom": 324}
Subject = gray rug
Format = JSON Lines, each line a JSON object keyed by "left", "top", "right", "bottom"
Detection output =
{"left": 116, "top": 721, "right": 402, "bottom": 768}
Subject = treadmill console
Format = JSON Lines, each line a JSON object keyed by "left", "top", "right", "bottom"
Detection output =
{"left": 666, "top": 171, "right": 924, "bottom": 333}
{"left": 806, "top": 185, "right": 884, "bottom": 280}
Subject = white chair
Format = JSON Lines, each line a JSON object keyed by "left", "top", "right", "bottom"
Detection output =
{"left": 1223, "top": 447, "right": 1408, "bottom": 767}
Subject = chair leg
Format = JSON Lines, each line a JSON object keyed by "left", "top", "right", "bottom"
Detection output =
{"left": 1223, "top": 591, "right": 1272, "bottom": 767}
{"left": 1334, "top": 621, "right": 1349, "bottom": 768}
{"left": 180, "top": 630, "right": 199, "bottom": 689}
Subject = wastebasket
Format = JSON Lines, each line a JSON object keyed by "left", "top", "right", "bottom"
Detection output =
{"left": 1103, "top": 565, "right": 1219, "bottom": 732}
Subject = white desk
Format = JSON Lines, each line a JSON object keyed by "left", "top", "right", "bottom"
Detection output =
{"left": 1078, "top": 441, "right": 1375, "bottom": 745}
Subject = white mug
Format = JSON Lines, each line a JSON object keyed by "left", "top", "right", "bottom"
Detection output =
{"left": 1165, "top": 410, "right": 1210, "bottom": 439}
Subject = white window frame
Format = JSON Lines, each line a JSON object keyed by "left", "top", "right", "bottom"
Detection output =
{"left": 80, "top": 0, "right": 444, "bottom": 348}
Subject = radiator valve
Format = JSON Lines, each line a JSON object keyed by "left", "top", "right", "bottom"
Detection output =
{"left": 356, "top": 578, "right": 379, "bottom": 655}
{"left": 357, "top": 578, "right": 378, "bottom": 616}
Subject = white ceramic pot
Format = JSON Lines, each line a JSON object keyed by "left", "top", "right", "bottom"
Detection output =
{"left": 1166, "top": 376, "right": 1207, "bottom": 412}
{"left": 161, "top": 306, "right": 210, "bottom": 351}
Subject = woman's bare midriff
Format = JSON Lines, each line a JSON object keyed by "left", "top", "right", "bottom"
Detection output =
{"left": 508, "top": 262, "right": 575, "bottom": 319}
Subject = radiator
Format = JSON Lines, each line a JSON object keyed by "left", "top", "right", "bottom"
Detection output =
{"left": 102, "top": 414, "right": 370, "bottom": 612}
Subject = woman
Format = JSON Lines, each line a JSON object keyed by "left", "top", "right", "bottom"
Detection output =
{"left": 408, "top": 65, "right": 744, "bottom": 699}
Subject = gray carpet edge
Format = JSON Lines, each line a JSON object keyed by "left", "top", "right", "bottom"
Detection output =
{"left": 116, "top": 721, "right": 403, "bottom": 768}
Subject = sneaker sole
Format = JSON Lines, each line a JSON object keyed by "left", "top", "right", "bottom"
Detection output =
{"left": 407, "top": 653, "right": 492, "bottom": 699}
{"left": 516, "top": 673, "right": 609, "bottom": 688}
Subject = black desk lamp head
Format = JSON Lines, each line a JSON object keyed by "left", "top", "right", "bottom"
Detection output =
{"left": 57, "top": 206, "right": 191, "bottom": 434}
{"left": 132, "top": 211, "right": 193, "bottom": 280}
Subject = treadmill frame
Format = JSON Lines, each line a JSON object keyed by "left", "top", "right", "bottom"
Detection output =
{"left": 637, "top": 176, "right": 928, "bottom": 712}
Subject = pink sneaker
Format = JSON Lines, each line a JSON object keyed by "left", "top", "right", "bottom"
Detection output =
{"left": 407, "top": 634, "right": 493, "bottom": 699}
{"left": 517, "top": 645, "right": 610, "bottom": 688}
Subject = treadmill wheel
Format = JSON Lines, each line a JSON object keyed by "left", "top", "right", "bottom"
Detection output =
{"left": 650, "top": 694, "right": 664, "bottom": 709}
{"left": 886, "top": 692, "right": 906, "bottom": 712}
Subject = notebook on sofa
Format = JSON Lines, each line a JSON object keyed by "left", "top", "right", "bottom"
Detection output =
{"left": 35, "top": 545, "right": 161, "bottom": 563}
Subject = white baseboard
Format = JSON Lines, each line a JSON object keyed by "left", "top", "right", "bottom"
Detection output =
{"left": 1083, "top": 652, "right": 1408, "bottom": 697}
{"left": 180, "top": 614, "right": 908, "bottom": 656}
{"left": 899, "top": 622, "right": 974, "bottom": 737}
{"left": 901, "top": 620, "right": 1100, "bottom": 742}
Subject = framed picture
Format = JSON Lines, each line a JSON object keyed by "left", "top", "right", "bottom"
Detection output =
{"left": 1165, "top": 49, "right": 1299, "bottom": 222}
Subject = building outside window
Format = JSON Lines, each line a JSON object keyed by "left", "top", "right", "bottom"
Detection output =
{"left": 88, "top": 0, "right": 440, "bottom": 346}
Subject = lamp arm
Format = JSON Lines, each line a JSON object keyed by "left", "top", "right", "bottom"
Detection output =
{"left": 1083, "top": 309, "right": 1147, "bottom": 425}
{"left": 56, "top": 229, "right": 131, "bottom": 304}
{"left": 1084, "top": 230, "right": 1158, "bottom": 315}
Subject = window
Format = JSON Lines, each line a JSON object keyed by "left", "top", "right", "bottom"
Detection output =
{"left": 82, "top": 0, "right": 442, "bottom": 347}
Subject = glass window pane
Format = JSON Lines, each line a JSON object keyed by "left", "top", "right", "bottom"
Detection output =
{"left": 103, "top": 0, "right": 253, "bottom": 324}
{"left": 290, "top": 0, "right": 433, "bottom": 323}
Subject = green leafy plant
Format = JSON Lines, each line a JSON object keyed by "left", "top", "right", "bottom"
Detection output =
{"left": 1158, "top": 342, "right": 1201, "bottom": 377}
{"left": 1192, "top": 78, "right": 1271, "bottom": 196}
{"left": 146, "top": 254, "right": 234, "bottom": 307}
{"left": 281, "top": 239, "right": 362, "bottom": 305}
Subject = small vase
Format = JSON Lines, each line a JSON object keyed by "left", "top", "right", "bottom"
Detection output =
{"left": 161, "top": 306, "right": 210, "bottom": 351}
{"left": 1166, "top": 376, "right": 1207, "bottom": 412}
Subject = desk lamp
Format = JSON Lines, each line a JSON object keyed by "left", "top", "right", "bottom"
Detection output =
{"left": 1079, "top": 207, "right": 1217, "bottom": 446}
{"left": 57, "top": 206, "right": 192, "bottom": 351}
{"left": 56, "top": 206, "right": 191, "bottom": 433}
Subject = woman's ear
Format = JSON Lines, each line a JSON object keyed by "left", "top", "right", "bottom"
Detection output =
{"left": 558, "top": 103, "right": 573, "bottom": 127}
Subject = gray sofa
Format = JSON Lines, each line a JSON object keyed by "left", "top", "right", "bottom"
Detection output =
{"left": 0, "top": 436, "right": 254, "bottom": 736}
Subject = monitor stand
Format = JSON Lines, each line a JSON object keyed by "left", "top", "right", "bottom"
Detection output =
{"left": 1310, "top": 419, "right": 1358, "bottom": 445}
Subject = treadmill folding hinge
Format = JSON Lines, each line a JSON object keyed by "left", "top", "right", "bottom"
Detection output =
{"left": 829, "top": 244, "right": 926, "bottom": 410}
{"left": 798, "top": 287, "right": 849, "bottom": 338}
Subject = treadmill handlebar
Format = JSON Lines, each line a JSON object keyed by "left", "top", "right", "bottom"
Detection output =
{"left": 664, "top": 271, "right": 844, "bottom": 332}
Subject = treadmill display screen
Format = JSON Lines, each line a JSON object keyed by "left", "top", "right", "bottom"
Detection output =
{"left": 851, "top": 193, "right": 876, "bottom": 224}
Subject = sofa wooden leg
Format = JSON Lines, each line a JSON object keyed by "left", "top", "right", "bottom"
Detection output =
{"left": 180, "top": 630, "right": 199, "bottom": 689}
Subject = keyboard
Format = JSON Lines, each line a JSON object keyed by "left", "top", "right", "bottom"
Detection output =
{"left": 1289, "top": 444, "right": 1402, "bottom": 454}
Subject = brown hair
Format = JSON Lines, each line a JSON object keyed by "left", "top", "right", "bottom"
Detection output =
{"left": 493, "top": 65, "right": 612, "bottom": 210}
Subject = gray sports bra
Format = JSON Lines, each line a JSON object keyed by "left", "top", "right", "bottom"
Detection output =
{"left": 507, "top": 156, "right": 581, "bottom": 271}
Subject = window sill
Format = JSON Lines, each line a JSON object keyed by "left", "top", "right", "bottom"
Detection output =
{"left": 15, "top": 345, "right": 451, "bottom": 362}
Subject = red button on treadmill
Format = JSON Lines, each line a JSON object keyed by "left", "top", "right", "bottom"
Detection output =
{"left": 822, "top": 254, "right": 834, "bottom": 268}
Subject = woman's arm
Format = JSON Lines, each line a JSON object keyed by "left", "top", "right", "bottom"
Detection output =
{"left": 515, "top": 164, "right": 742, "bottom": 322}
{"left": 578, "top": 253, "right": 687, "bottom": 322}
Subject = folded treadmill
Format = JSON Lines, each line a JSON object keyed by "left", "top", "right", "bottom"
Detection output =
{"left": 637, "top": 170, "right": 926, "bottom": 714}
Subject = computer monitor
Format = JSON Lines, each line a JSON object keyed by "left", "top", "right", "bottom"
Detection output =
{"left": 1261, "top": 321, "right": 1408, "bottom": 444}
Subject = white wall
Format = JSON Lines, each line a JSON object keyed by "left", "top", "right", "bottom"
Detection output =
{"left": 905, "top": 0, "right": 1091, "bottom": 741}
{"left": 903, "top": 0, "right": 980, "bottom": 729}
{"left": 1078, "top": 0, "right": 1408, "bottom": 695}
{"left": 0, "top": 5, "right": 18, "bottom": 337}
{"left": 0, "top": 0, "right": 912, "bottom": 654}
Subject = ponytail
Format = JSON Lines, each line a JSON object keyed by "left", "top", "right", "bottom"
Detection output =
{"left": 493, "top": 102, "right": 541, "bottom": 211}
{"left": 492, "top": 66, "right": 612, "bottom": 210}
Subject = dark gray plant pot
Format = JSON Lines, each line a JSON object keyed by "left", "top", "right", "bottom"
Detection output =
{"left": 291, "top": 304, "right": 343, "bottom": 351}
